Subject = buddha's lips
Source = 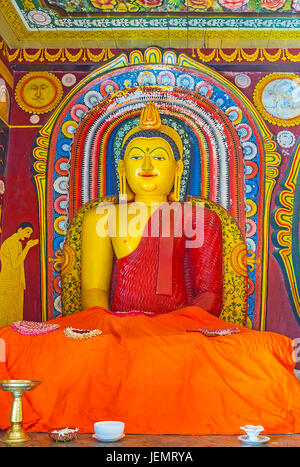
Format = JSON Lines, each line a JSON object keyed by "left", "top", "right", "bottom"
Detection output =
{"left": 139, "top": 173, "right": 157, "bottom": 177}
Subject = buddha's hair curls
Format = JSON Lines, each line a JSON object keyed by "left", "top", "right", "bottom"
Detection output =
{"left": 120, "top": 130, "right": 181, "bottom": 161}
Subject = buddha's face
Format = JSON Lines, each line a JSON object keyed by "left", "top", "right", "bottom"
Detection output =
{"left": 121, "top": 136, "right": 182, "bottom": 197}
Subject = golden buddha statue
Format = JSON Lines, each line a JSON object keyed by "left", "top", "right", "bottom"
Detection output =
{"left": 81, "top": 102, "right": 223, "bottom": 317}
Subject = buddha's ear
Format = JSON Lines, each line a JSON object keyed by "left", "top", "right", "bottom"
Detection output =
{"left": 118, "top": 160, "right": 126, "bottom": 200}
{"left": 118, "top": 159, "right": 125, "bottom": 177}
{"left": 173, "top": 159, "right": 184, "bottom": 202}
{"left": 175, "top": 159, "right": 183, "bottom": 176}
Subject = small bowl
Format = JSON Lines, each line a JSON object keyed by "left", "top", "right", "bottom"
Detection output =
{"left": 49, "top": 427, "right": 79, "bottom": 442}
{"left": 94, "top": 421, "right": 124, "bottom": 438}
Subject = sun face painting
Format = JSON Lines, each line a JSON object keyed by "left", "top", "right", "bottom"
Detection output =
{"left": 15, "top": 72, "right": 63, "bottom": 115}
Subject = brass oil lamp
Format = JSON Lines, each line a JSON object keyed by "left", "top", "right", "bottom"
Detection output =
{"left": 0, "top": 380, "right": 41, "bottom": 444}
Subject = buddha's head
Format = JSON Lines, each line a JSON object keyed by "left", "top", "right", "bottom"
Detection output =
{"left": 118, "top": 103, "right": 183, "bottom": 202}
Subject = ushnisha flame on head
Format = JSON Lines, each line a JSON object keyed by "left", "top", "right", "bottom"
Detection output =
{"left": 139, "top": 101, "right": 162, "bottom": 130}
{"left": 121, "top": 102, "right": 183, "bottom": 160}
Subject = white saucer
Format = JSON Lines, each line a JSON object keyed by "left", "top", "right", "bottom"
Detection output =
{"left": 92, "top": 433, "right": 125, "bottom": 443}
{"left": 238, "top": 435, "right": 270, "bottom": 445}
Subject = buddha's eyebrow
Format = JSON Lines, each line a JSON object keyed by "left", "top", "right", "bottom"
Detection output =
{"left": 149, "top": 147, "right": 170, "bottom": 159}
{"left": 128, "top": 147, "right": 146, "bottom": 155}
{"left": 127, "top": 146, "right": 170, "bottom": 159}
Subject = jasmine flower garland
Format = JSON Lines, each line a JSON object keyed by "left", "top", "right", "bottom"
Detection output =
{"left": 63, "top": 327, "right": 102, "bottom": 339}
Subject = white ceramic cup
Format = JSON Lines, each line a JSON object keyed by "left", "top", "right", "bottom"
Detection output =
{"left": 240, "top": 425, "right": 264, "bottom": 441}
{"left": 94, "top": 421, "right": 125, "bottom": 438}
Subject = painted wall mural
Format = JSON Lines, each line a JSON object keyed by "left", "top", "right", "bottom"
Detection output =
{"left": 0, "top": 44, "right": 299, "bottom": 349}
{"left": 0, "top": 122, "right": 8, "bottom": 236}
{"left": 28, "top": 47, "right": 281, "bottom": 332}
{"left": 0, "top": 223, "right": 39, "bottom": 327}
{"left": 272, "top": 142, "right": 300, "bottom": 325}
{"left": 252, "top": 72, "right": 300, "bottom": 328}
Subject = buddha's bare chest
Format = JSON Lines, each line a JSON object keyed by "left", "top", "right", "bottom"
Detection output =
{"left": 110, "top": 207, "right": 153, "bottom": 259}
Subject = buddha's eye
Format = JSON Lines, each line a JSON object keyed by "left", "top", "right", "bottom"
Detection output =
{"left": 152, "top": 156, "right": 165, "bottom": 161}
{"left": 130, "top": 155, "right": 143, "bottom": 160}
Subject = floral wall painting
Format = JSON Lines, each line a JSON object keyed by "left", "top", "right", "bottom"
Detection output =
{"left": 253, "top": 74, "right": 300, "bottom": 127}
{"left": 15, "top": 72, "right": 63, "bottom": 115}
{"left": 44, "top": 0, "right": 300, "bottom": 12}
{"left": 0, "top": 223, "right": 39, "bottom": 327}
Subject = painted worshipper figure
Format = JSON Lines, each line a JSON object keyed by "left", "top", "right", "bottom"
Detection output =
{"left": 0, "top": 222, "right": 39, "bottom": 326}
{"left": 81, "top": 102, "right": 223, "bottom": 317}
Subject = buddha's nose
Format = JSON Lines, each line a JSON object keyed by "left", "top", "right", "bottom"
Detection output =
{"left": 142, "top": 153, "right": 154, "bottom": 172}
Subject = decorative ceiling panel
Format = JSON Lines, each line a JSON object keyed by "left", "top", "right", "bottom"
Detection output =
{"left": 1, "top": 0, "right": 300, "bottom": 49}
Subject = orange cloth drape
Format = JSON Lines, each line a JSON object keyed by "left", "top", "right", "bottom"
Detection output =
{"left": 0, "top": 306, "right": 300, "bottom": 434}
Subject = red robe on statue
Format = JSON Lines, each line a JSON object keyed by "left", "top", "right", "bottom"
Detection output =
{"left": 110, "top": 203, "right": 223, "bottom": 317}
